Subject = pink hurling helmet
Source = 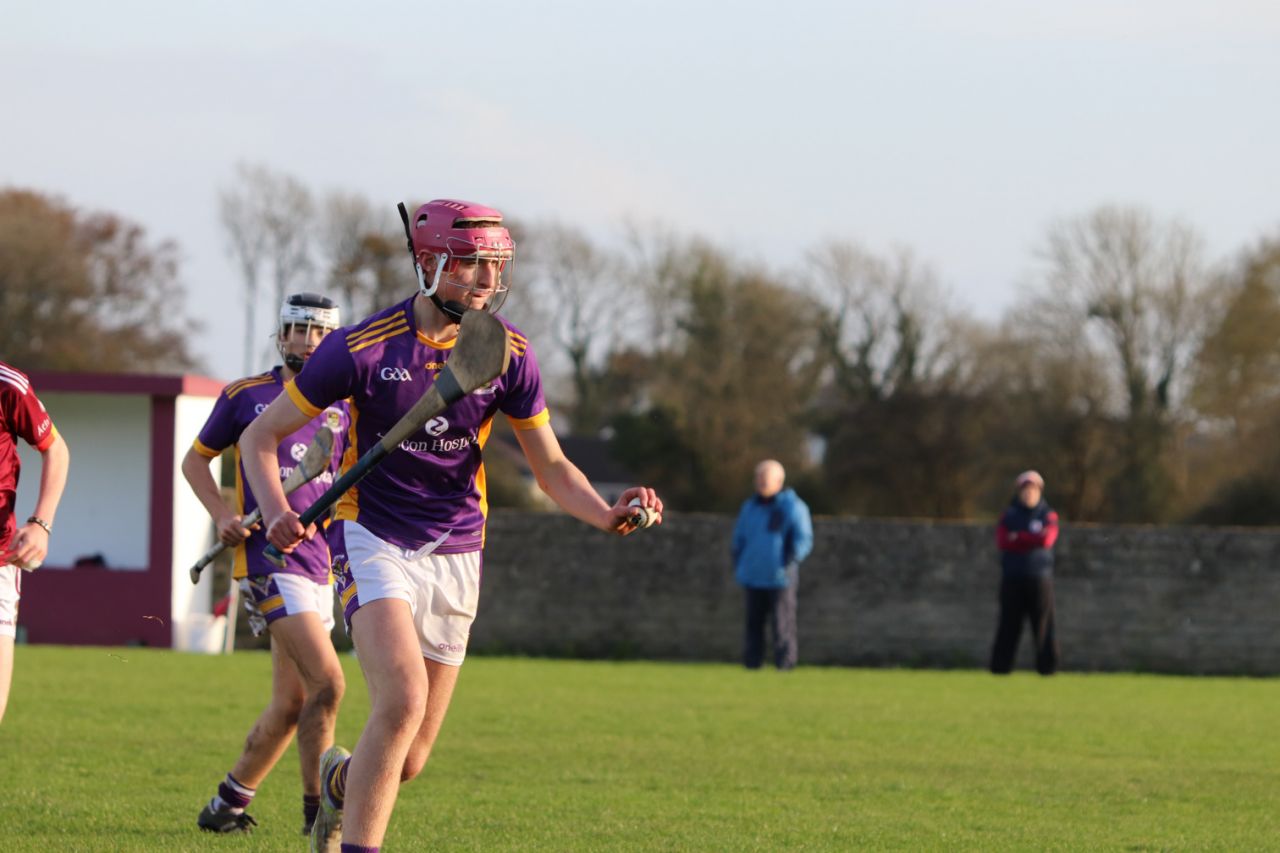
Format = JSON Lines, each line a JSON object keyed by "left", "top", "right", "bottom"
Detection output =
{"left": 402, "top": 199, "right": 514, "bottom": 320}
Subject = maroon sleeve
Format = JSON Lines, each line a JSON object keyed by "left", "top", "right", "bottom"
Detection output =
{"left": 1037, "top": 511, "right": 1060, "bottom": 549}
{"left": 1, "top": 369, "right": 55, "bottom": 451}
{"left": 995, "top": 517, "right": 1015, "bottom": 551}
{"left": 1012, "top": 510, "right": 1060, "bottom": 550}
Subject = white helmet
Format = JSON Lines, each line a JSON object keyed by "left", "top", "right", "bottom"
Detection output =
{"left": 277, "top": 292, "right": 340, "bottom": 372}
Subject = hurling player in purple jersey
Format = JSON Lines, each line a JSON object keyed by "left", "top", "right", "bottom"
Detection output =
{"left": 241, "top": 199, "right": 663, "bottom": 852}
{"left": 181, "top": 293, "right": 349, "bottom": 837}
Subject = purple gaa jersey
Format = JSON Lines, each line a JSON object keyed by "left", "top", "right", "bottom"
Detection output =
{"left": 193, "top": 366, "right": 349, "bottom": 582}
{"left": 286, "top": 297, "right": 548, "bottom": 554}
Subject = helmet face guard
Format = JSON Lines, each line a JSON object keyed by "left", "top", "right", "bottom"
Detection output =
{"left": 399, "top": 199, "right": 514, "bottom": 321}
{"left": 277, "top": 292, "right": 340, "bottom": 372}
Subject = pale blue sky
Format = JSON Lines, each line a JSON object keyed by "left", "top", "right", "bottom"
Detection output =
{"left": 3, "top": 1, "right": 1278, "bottom": 380}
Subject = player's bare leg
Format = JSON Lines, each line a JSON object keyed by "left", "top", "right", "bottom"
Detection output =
{"left": 198, "top": 638, "right": 303, "bottom": 833}
{"left": 0, "top": 635, "right": 14, "bottom": 725}
{"left": 230, "top": 636, "right": 307, "bottom": 786}
{"left": 339, "top": 598, "right": 461, "bottom": 847}
{"left": 266, "top": 611, "right": 346, "bottom": 800}
{"left": 399, "top": 658, "right": 459, "bottom": 782}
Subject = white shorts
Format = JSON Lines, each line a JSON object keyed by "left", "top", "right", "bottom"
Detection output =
{"left": 0, "top": 565, "right": 19, "bottom": 639}
{"left": 333, "top": 521, "right": 481, "bottom": 666}
{"left": 238, "top": 572, "right": 336, "bottom": 638}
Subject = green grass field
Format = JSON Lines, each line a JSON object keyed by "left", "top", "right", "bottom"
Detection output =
{"left": 1, "top": 647, "right": 1276, "bottom": 851}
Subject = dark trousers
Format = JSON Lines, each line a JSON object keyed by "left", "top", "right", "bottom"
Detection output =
{"left": 743, "top": 580, "right": 797, "bottom": 670}
{"left": 990, "top": 573, "right": 1059, "bottom": 675}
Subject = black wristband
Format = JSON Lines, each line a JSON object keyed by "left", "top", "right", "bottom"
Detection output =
{"left": 27, "top": 516, "right": 52, "bottom": 535}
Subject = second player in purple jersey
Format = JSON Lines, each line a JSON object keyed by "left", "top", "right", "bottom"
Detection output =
{"left": 285, "top": 295, "right": 544, "bottom": 554}
{"left": 182, "top": 292, "right": 351, "bottom": 837}
{"left": 193, "top": 366, "right": 348, "bottom": 581}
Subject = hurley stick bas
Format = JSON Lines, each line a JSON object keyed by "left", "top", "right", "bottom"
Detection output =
{"left": 265, "top": 309, "right": 511, "bottom": 567}
{"left": 188, "top": 427, "right": 335, "bottom": 584}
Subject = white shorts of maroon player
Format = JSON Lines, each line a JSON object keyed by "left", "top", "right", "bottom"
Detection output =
{"left": 238, "top": 572, "right": 336, "bottom": 637}
{"left": 333, "top": 521, "right": 480, "bottom": 667}
{"left": 0, "top": 565, "right": 20, "bottom": 639}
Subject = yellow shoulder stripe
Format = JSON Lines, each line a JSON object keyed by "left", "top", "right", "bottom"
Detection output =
{"left": 225, "top": 374, "right": 274, "bottom": 399}
{"left": 351, "top": 324, "right": 410, "bottom": 353}
{"left": 346, "top": 313, "right": 409, "bottom": 347}
{"left": 507, "top": 408, "right": 551, "bottom": 431}
{"left": 192, "top": 438, "right": 221, "bottom": 458}
{"left": 284, "top": 380, "right": 323, "bottom": 418}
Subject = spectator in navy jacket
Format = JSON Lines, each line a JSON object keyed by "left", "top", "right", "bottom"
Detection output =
{"left": 990, "top": 470, "right": 1060, "bottom": 675}
{"left": 732, "top": 460, "right": 814, "bottom": 670}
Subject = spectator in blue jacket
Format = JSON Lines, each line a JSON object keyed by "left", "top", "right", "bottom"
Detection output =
{"left": 732, "top": 460, "right": 814, "bottom": 670}
{"left": 990, "top": 470, "right": 1060, "bottom": 675}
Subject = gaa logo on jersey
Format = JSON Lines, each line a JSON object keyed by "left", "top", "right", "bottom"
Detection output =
{"left": 379, "top": 366, "right": 412, "bottom": 382}
{"left": 424, "top": 417, "right": 449, "bottom": 437}
{"left": 255, "top": 403, "right": 269, "bottom": 415}
{"left": 290, "top": 442, "right": 309, "bottom": 461}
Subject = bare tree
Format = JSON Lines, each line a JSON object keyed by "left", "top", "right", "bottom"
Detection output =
{"left": 621, "top": 220, "right": 687, "bottom": 354}
{"left": 316, "top": 190, "right": 404, "bottom": 319}
{"left": 807, "top": 242, "right": 965, "bottom": 402}
{"left": 218, "top": 166, "right": 267, "bottom": 374}
{"left": 259, "top": 171, "right": 314, "bottom": 323}
{"left": 218, "top": 163, "right": 316, "bottom": 373}
{"left": 521, "top": 221, "right": 636, "bottom": 434}
{"left": 1021, "top": 205, "right": 1211, "bottom": 520}
{"left": 1033, "top": 206, "right": 1208, "bottom": 419}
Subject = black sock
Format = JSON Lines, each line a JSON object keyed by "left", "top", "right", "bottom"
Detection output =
{"left": 303, "top": 793, "right": 320, "bottom": 827}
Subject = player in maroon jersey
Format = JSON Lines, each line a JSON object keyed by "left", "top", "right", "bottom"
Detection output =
{"left": 0, "top": 361, "right": 70, "bottom": 725}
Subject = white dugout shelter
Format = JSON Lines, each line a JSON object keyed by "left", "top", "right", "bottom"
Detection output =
{"left": 15, "top": 371, "right": 227, "bottom": 652}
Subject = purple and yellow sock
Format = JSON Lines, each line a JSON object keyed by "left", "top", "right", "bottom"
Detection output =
{"left": 325, "top": 756, "right": 350, "bottom": 809}
{"left": 340, "top": 845, "right": 379, "bottom": 853}
{"left": 213, "top": 773, "right": 255, "bottom": 813}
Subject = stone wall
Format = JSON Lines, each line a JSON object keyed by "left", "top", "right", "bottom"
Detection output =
{"left": 474, "top": 510, "right": 1280, "bottom": 675}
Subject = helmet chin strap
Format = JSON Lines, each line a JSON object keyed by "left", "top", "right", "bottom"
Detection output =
{"left": 398, "top": 205, "right": 474, "bottom": 324}
{"left": 419, "top": 254, "right": 466, "bottom": 323}
{"left": 279, "top": 325, "right": 312, "bottom": 374}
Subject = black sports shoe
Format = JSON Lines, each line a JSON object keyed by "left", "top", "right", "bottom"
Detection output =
{"left": 198, "top": 802, "right": 258, "bottom": 834}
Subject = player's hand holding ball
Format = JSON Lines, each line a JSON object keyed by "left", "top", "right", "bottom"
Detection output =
{"left": 5, "top": 518, "right": 51, "bottom": 571}
{"left": 612, "top": 488, "right": 662, "bottom": 534}
{"left": 628, "top": 498, "right": 658, "bottom": 529}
